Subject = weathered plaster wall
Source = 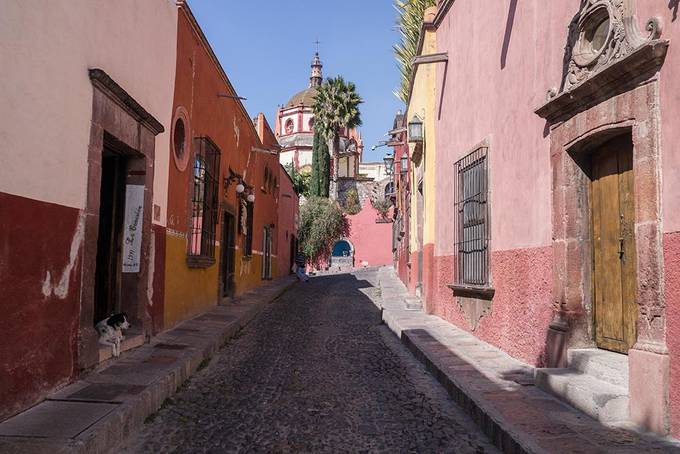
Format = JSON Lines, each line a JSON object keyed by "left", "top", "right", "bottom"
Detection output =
{"left": 0, "top": 193, "right": 82, "bottom": 420}
{"left": 0, "top": 0, "right": 177, "bottom": 420}
{"left": 0, "top": 0, "right": 176, "bottom": 224}
{"left": 431, "top": 247, "right": 553, "bottom": 365}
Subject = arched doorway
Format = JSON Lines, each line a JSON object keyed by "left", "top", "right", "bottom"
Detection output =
{"left": 331, "top": 239, "right": 354, "bottom": 270}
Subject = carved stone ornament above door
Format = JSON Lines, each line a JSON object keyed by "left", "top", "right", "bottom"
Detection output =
{"left": 536, "top": 0, "right": 668, "bottom": 122}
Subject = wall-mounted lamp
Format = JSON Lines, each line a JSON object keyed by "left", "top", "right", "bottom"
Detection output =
{"left": 400, "top": 155, "right": 409, "bottom": 176}
{"left": 383, "top": 153, "right": 394, "bottom": 176}
{"left": 371, "top": 141, "right": 388, "bottom": 151}
{"left": 407, "top": 115, "right": 423, "bottom": 143}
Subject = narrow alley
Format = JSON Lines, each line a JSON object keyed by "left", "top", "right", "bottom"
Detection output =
{"left": 121, "top": 271, "right": 497, "bottom": 453}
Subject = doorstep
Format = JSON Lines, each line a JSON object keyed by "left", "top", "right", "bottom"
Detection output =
{"left": 98, "top": 329, "right": 146, "bottom": 363}
{"left": 0, "top": 276, "right": 297, "bottom": 454}
{"left": 536, "top": 348, "right": 630, "bottom": 424}
{"left": 374, "top": 267, "right": 680, "bottom": 454}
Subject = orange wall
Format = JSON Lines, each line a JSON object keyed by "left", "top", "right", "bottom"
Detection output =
{"left": 164, "top": 6, "right": 279, "bottom": 328}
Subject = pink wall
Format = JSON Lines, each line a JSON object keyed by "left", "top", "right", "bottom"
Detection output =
{"left": 432, "top": 0, "right": 680, "bottom": 435}
{"left": 346, "top": 201, "right": 393, "bottom": 268}
{"left": 431, "top": 0, "right": 574, "bottom": 364}
{"left": 276, "top": 165, "right": 299, "bottom": 277}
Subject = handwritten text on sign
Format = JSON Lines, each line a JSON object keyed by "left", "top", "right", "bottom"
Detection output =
{"left": 122, "top": 185, "right": 144, "bottom": 273}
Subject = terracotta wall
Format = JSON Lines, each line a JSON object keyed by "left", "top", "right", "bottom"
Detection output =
{"left": 164, "top": 7, "right": 280, "bottom": 328}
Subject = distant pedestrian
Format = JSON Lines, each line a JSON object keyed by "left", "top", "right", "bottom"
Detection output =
{"left": 295, "top": 250, "right": 309, "bottom": 282}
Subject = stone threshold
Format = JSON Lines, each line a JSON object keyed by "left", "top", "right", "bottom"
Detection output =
{"left": 0, "top": 276, "right": 297, "bottom": 454}
{"left": 374, "top": 267, "right": 680, "bottom": 454}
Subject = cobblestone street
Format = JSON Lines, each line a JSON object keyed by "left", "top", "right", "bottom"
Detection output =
{"left": 121, "top": 270, "right": 497, "bottom": 453}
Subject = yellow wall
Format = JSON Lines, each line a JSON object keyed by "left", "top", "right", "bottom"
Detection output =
{"left": 164, "top": 237, "right": 281, "bottom": 329}
{"left": 407, "top": 27, "right": 438, "bottom": 251}
{"left": 164, "top": 234, "right": 220, "bottom": 329}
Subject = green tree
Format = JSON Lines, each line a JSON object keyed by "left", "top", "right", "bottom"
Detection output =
{"left": 312, "top": 76, "right": 362, "bottom": 199}
{"left": 310, "top": 129, "right": 330, "bottom": 197}
{"left": 283, "top": 163, "right": 311, "bottom": 198}
{"left": 299, "top": 197, "right": 350, "bottom": 265}
{"left": 393, "top": 0, "right": 436, "bottom": 103}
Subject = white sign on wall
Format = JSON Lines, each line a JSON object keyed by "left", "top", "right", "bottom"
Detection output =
{"left": 122, "top": 185, "right": 145, "bottom": 273}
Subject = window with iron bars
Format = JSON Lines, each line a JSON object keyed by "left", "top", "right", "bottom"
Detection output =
{"left": 188, "top": 137, "right": 220, "bottom": 261}
{"left": 453, "top": 146, "right": 489, "bottom": 286}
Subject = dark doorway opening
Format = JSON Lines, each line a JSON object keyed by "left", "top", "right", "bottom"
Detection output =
{"left": 262, "top": 226, "right": 273, "bottom": 280}
{"left": 94, "top": 151, "right": 127, "bottom": 324}
{"left": 221, "top": 211, "right": 236, "bottom": 297}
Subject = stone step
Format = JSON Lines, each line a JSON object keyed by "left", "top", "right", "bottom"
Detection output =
{"left": 98, "top": 331, "right": 145, "bottom": 363}
{"left": 567, "top": 348, "right": 629, "bottom": 388}
{"left": 535, "top": 368, "right": 629, "bottom": 423}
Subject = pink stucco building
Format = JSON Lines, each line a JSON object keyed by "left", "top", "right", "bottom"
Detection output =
{"left": 394, "top": 0, "right": 680, "bottom": 436}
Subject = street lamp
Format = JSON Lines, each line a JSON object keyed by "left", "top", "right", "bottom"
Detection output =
{"left": 383, "top": 153, "right": 394, "bottom": 176}
{"left": 407, "top": 115, "right": 423, "bottom": 143}
{"left": 400, "top": 155, "right": 408, "bottom": 176}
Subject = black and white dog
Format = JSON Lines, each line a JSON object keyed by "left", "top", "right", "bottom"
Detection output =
{"left": 95, "top": 313, "right": 130, "bottom": 358}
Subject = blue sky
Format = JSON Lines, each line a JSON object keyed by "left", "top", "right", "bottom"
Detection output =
{"left": 190, "top": 0, "right": 404, "bottom": 163}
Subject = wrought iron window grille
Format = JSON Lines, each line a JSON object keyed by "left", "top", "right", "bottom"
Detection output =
{"left": 453, "top": 146, "right": 489, "bottom": 287}
{"left": 188, "top": 137, "right": 220, "bottom": 263}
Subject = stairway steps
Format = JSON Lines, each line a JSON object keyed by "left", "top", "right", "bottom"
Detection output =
{"left": 536, "top": 368, "right": 629, "bottom": 423}
{"left": 567, "top": 348, "right": 629, "bottom": 388}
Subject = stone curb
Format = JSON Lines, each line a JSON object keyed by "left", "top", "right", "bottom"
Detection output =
{"left": 374, "top": 267, "right": 680, "bottom": 454}
{"left": 399, "top": 329, "right": 530, "bottom": 454}
{"left": 0, "top": 277, "right": 297, "bottom": 454}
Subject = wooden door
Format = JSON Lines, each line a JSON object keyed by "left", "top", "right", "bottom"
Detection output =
{"left": 591, "top": 135, "right": 637, "bottom": 353}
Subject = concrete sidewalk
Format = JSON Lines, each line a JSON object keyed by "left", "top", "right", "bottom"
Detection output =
{"left": 0, "top": 276, "right": 297, "bottom": 454}
{"left": 374, "top": 267, "right": 680, "bottom": 453}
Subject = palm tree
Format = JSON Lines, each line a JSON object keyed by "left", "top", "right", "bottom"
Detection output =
{"left": 393, "top": 0, "right": 436, "bottom": 103}
{"left": 312, "top": 76, "right": 363, "bottom": 199}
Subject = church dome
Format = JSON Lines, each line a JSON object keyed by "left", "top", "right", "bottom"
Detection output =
{"left": 285, "top": 86, "right": 318, "bottom": 108}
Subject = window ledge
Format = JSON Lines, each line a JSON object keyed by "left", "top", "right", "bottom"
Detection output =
{"left": 447, "top": 284, "right": 495, "bottom": 300}
{"left": 186, "top": 255, "right": 216, "bottom": 269}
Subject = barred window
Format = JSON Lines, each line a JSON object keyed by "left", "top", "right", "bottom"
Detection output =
{"left": 189, "top": 137, "right": 220, "bottom": 259}
{"left": 453, "top": 146, "right": 489, "bottom": 286}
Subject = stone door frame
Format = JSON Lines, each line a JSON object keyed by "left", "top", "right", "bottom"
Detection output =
{"left": 546, "top": 80, "right": 669, "bottom": 432}
{"left": 78, "top": 69, "right": 164, "bottom": 370}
